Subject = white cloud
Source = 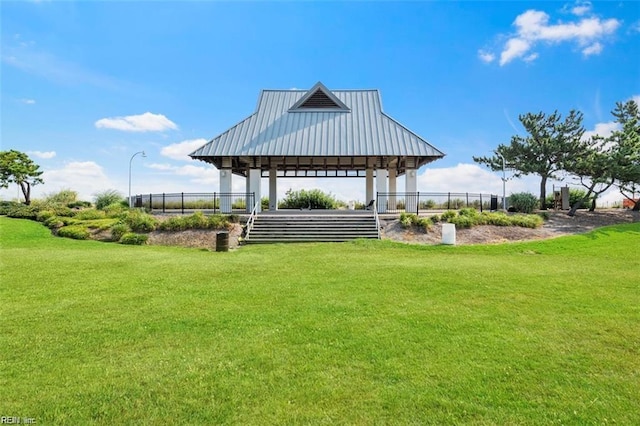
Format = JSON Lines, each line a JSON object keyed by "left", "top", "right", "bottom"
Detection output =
{"left": 582, "top": 42, "right": 603, "bottom": 56}
{"left": 27, "top": 150, "right": 56, "bottom": 159}
{"left": 484, "top": 6, "right": 620, "bottom": 66}
{"left": 20, "top": 98, "right": 36, "bottom": 105}
{"left": 632, "top": 95, "right": 640, "bottom": 105}
{"left": 95, "top": 112, "right": 178, "bottom": 132}
{"left": 160, "top": 138, "right": 207, "bottom": 161}
{"left": 500, "top": 38, "right": 532, "bottom": 65}
{"left": 40, "top": 161, "right": 115, "bottom": 201}
{"left": 478, "top": 50, "right": 495, "bottom": 63}
{"left": 570, "top": 1, "right": 592, "bottom": 17}
{"left": 148, "top": 163, "right": 219, "bottom": 185}
{"left": 582, "top": 121, "right": 619, "bottom": 141}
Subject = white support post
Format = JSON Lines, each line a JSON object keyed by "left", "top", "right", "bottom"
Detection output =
{"left": 249, "top": 168, "right": 262, "bottom": 213}
{"left": 269, "top": 168, "right": 278, "bottom": 211}
{"left": 405, "top": 169, "right": 417, "bottom": 214}
{"left": 388, "top": 169, "right": 397, "bottom": 210}
{"left": 376, "top": 169, "right": 388, "bottom": 213}
{"left": 365, "top": 168, "right": 374, "bottom": 205}
{"left": 220, "top": 169, "right": 232, "bottom": 213}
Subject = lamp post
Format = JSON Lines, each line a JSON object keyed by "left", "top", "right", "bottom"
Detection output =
{"left": 128, "top": 151, "right": 146, "bottom": 208}
{"left": 497, "top": 153, "right": 507, "bottom": 210}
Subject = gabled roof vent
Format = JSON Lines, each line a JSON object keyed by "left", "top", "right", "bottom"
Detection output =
{"left": 289, "top": 82, "right": 350, "bottom": 112}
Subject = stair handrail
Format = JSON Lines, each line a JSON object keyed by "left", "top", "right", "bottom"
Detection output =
{"left": 373, "top": 199, "right": 381, "bottom": 239}
{"left": 244, "top": 200, "right": 261, "bottom": 241}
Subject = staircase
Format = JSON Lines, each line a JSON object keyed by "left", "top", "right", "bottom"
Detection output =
{"left": 245, "top": 211, "right": 379, "bottom": 243}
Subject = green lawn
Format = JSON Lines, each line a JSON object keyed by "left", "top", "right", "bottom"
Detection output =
{"left": 1, "top": 216, "right": 639, "bottom": 424}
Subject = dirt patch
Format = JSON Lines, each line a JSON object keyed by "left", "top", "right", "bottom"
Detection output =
{"left": 381, "top": 209, "right": 639, "bottom": 246}
{"left": 147, "top": 223, "right": 243, "bottom": 250}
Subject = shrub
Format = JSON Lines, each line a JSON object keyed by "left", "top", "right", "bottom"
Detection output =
{"left": 509, "top": 192, "right": 539, "bottom": 214}
{"left": 103, "top": 202, "right": 127, "bottom": 218}
{"left": 95, "top": 189, "right": 125, "bottom": 210}
{"left": 57, "top": 225, "right": 90, "bottom": 240}
{"left": 419, "top": 199, "right": 437, "bottom": 209}
{"left": 279, "top": 188, "right": 338, "bottom": 210}
{"left": 43, "top": 216, "right": 64, "bottom": 229}
{"left": 508, "top": 214, "right": 543, "bottom": 229}
{"left": 67, "top": 200, "right": 92, "bottom": 209}
{"left": 119, "top": 233, "right": 148, "bottom": 245}
{"left": 6, "top": 204, "right": 39, "bottom": 220}
{"left": 36, "top": 210, "right": 56, "bottom": 222}
{"left": 458, "top": 208, "right": 480, "bottom": 218}
{"left": 0, "top": 201, "right": 20, "bottom": 215}
{"left": 441, "top": 210, "right": 457, "bottom": 221}
{"left": 74, "top": 209, "right": 106, "bottom": 220}
{"left": 123, "top": 209, "right": 157, "bottom": 232}
{"left": 449, "top": 215, "right": 475, "bottom": 229}
{"left": 44, "top": 189, "right": 78, "bottom": 205}
{"left": 110, "top": 223, "right": 130, "bottom": 241}
{"left": 261, "top": 197, "right": 270, "bottom": 211}
{"left": 483, "top": 212, "right": 512, "bottom": 227}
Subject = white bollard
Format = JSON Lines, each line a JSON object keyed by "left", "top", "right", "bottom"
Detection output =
{"left": 442, "top": 223, "right": 456, "bottom": 245}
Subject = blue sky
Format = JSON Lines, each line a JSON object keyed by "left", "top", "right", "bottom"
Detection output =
{"left": 2, "top": 1, "right": 639, "bottom": 205}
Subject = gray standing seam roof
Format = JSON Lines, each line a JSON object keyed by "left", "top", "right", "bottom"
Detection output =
{"left": 190, "top": 86, "right": 444, "bottom": 159}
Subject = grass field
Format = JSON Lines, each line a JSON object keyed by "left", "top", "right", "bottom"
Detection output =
{"left": 1, "top": 216, "right": 639, "bottom": 424}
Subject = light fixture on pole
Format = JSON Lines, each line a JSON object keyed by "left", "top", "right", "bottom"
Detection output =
{"left": 128, "top": 151, "right": 146, "bottom": 208}
{"left": 497, "top": 153, "right": 507, "bottom": 210}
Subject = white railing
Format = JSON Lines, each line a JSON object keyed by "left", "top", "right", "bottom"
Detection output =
{"left": 243, "top": 200, "right": 261, "bottom": 241}
{"left": 373, "top": 199, "right": 381, "bottom": 239}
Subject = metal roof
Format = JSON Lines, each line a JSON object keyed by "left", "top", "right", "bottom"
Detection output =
{"left": 190, "top": 83, "right": 445, "bottom": 161}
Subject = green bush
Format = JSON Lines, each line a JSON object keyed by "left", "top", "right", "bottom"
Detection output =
{"left": 509, "top": 192, "right": 539, "bottom": 214}
{"left": 119, "top": 233, "right": 148, "bottom": 245}
{"left": 123, "top": 209, "right": 157, "bottom": 233}
{"left": 43, "top": 217, "right": 64, "bottom": 229}
{"left": 508, "top": 214, "right": 544, "bottom": 229}
{"left": 57, "top": 225, "right": 90, "bottom": 240}
{"left": 44, "top": 189, "right": 78, "bottom": 205}
{"left": 67, "top": 201, "right": 92, "bottom": 209}
{"left": 0, "top": 201, "right": 20, "bottom": 215}
{"left": 279, "top": 188, "right": 338, "bottom": 210}
{"left": 545, "top": 188, "right": 592, "bottom": 209}
{"left": 110, "top": 223, "right": 130, "bottom": 241}
{"left": 95, "top": 189, "right": 125, "bottom": 210}
{"left": 483, "top": 212, "right": 512, "bottom": 227}
{"left": 6, "top": 204, "right": 40, "bottom": 220}
{"left": 441, "top": 210, "right": 457, "bottom": 221}
{"left": 103, "top": 202, "right": 127, "bottom": 218}
{"left": 36, "top": 210, "right": 56, "bottom": 222}
{"left": 74, "top": 209, "right": 106, "bottom": 220}
{"left": 449, "top": 215, "right": 475, "bottom": 229}
{"left": 157, "top": 213, "right": 233, "bottom": 231}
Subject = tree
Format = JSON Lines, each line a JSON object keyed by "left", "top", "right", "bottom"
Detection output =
{"left": 610, "top": 100, "right": 640, "bottom": 211}
{"left": 0, "top": 150, "right": 44, "bottom": 205}
{"left": 563, "top": 135, "right": 617, "bottom": 216}
{"left": 474, "top": 110, "right": 585, "bottom": 210}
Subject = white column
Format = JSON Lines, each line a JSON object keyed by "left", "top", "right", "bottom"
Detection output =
{"left": 365, "top": 168, "right": 374, "bottom": 205}
{"left": 269, "top": 168, "right": 278, "bottom": 211}
{"left": 388, "top": 169, "right": 397, "bottom": 210}
{"left": 405, "top": 169, "right": 418, "bottom": 214}
{"left": 376, "top": 169, "right": 388, "bottom": 213}
{"left": 220, "top": 169, "right": 232, "bottom": 213}
{"left": 249, "top": 169, "right": 262, "bottom": 213}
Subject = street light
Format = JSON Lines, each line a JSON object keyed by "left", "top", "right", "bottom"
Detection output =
{"left": 128, "top": 151, "right": 146, "bottom": 208}
{"left": 497, "top": 153, "right": 507, "bottom": 210}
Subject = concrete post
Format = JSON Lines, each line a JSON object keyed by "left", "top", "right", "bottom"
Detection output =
{"left": 376, "top": 169, "right": 388, "bottom": 213}
{"left": 269, "top": 168, "right": 278, "bottom": 211}
{"left": 405, "top": 169, "right": 417, "bottom": 213}
{"left": 388, "top": 169, "right": 397, "bottom": 210}
{"left": 365, "top": 168, "right": 374, "bottom": 205}
{"left": 220, "top": 169, "right": 232, "bottom": 213}
{"left": 249, "top": 169, "right": 262, "bottom": 213}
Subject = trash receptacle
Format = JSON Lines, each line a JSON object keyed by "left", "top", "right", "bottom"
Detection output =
{"left": 216, "top": 231, "right": 229, "bottom": 252}
{"left": 442, "top": 223, "right": 456, "bottom": 245}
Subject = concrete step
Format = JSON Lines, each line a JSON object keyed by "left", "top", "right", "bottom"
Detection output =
{"left": 245, "top": 213, "right": 379, "bottom": 244}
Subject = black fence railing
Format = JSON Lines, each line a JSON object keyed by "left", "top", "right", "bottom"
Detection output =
{"left": 133, "top": 192, "right": 255, "bottom": 214}
{"left": 376, "top": 192, "right": 505, "bottom": 214}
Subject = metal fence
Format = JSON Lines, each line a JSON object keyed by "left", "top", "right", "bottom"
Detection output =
{"left": 133, "top": 192, "right": 255, "bottom": 214}
{"left": 376, "top": 192, "right": 504, "bottom": 214}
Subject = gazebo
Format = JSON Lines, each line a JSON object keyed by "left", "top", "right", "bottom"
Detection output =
{"left": 190, "top": 82, "right": 445, "bottom": 212}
